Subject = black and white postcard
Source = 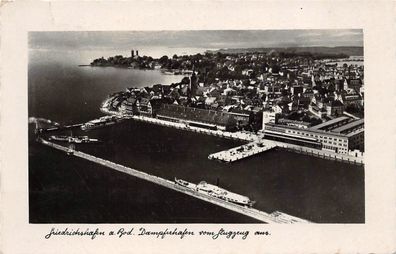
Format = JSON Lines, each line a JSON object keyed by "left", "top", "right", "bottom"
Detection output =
{"left": 1, "top": 1, "right": 395, "bottom": 253}
{"left": 28, "top": 29, "right": 365, "bottom": 224}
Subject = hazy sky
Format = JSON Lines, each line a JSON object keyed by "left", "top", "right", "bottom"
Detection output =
{"left": 30, "top": 30, "right": 363, "bottom": 50}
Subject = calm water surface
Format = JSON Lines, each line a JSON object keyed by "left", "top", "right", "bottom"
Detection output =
{"left": 29, "top": 49, "right": 364, "bottom": 223}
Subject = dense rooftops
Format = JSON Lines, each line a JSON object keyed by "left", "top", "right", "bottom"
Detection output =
{"left": 157, "top": 104, "right": 237, "bottom": 128}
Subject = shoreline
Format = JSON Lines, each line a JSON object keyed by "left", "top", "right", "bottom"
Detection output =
{"left": 100, "top": 107, "right": 364, "bottom": 166}
{"left": 88, "top": 63, "right": 190, "bottom": 75}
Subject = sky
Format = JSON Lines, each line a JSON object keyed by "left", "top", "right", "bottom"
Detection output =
{"left": 29, "top": 30, "right": 363, "bottom": 51}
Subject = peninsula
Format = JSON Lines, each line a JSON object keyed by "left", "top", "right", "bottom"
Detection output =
{"left": 95, "top": 48, "right": 364, "bottom": 160}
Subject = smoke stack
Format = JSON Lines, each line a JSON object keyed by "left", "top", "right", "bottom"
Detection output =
{"left": 136, "top": 50, "right": 139, "bottom": 56}
{"left": 131, "top": 50, "right": 134, "bottom": 58}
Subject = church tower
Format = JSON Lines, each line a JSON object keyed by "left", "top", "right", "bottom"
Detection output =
{"left": 189, "top": 66, "right": 197, "bottom": 97}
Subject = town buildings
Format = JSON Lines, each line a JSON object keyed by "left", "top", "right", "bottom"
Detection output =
{"left": 262, "top": 116, "right": 364, "bottom": 154}
{"left": 99, "top": 49, "right": 364, "bottom": 154}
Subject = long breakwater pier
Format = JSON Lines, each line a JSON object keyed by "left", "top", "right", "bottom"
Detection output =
{"left": 37, "top": 123, "right": 83, "bottom": 133}
{"left": 37, "top": 137, "right": 311, "bottom": 224}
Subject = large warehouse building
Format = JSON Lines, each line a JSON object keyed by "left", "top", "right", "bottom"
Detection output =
{"left": 263, "top": 116, "right": 364, "bottom": 154}
{"left": 156, "top": 104, "right": 250, "bottom": 131}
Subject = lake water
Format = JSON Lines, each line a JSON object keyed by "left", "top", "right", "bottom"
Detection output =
{"left": 28, "top": 49, "right": 364, "bottom": 223}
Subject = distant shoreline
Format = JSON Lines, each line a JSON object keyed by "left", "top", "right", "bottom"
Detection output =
{"left": 87, "top": 46, "right": 363, "bottom": 72}
{"left": 207, "top": 46, "right": 364, "bottom": 56}
{"left": 78, "top": 64, "right": 188, "bottom": 76}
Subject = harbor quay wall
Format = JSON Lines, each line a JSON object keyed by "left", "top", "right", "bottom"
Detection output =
{"left": 39, "top": 108, "right": 364, "bottom": 166}
{"left": 274, "top": 144, "right": 364, "bottom": 166}
{"left": 128, "top": 114, "right": 364, "bottom": 165}
{"left": 37, "top": 138, "right": 310, "bottom": 224}
{"left": 131, "top": 115, "right": 256, "bottom": 142}
{"left": 100, "top": 107, "right": 255, "bottom": 142}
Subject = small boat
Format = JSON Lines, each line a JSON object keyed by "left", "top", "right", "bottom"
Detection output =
{"left": 174, "top": 178, "right": 197, "bottom": 191}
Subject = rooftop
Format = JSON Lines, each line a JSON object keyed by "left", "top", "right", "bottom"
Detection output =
{"left": 309, "top": 116, "right": 350, "bottom": 130}
{"left": 331, "top": 119, "right": 364, "bottom": 133}
{"left": 346, "top": 128, "right": 364, "bottom": 137}
{"left": 158, "top": 104, "right": 237, "bottom": 127}
{"left": 266, "top": 123, "right": 348, "bottom": 138}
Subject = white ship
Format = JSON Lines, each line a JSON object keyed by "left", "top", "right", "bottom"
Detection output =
{"left": 81, "top": 115, "right": 125, "bottom": 131}
{"left": 175, "top": 178, "right": 255, "bottom": 207}
{"left": 48, "top": 135, "right": 99, "bottom": 144}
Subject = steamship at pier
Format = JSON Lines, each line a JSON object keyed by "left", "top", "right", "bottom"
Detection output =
{"left": 175, "top": 178, "right": 255, "bottom": 207}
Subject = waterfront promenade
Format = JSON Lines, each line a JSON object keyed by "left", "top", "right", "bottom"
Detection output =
{"left": 37, "top": 137, "right": 311, "bottom": 224}
{"left": 129, "top": 114, "right": 364, "bottom": 165}
{"left": 101, "top": 107, "right": 258, "bottom": 141}
{"left": 131, "top": 115, "right": 257, "bottom": 142}
{"left": 43, "top": 108, "right": 364, "bottom": 165}
{"left": 274, "top": 143, "right": 364, "bottom": 165}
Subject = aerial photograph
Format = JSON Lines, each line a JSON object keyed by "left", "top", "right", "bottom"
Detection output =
{"left": 28, "top": 30, "right": 364, "bottom": 224}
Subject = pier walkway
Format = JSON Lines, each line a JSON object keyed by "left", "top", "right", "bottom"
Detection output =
{"left": 208, "top": 141, "right": 277, "bottom": 163}
{"left": 37, "top": 138, "right": 311, "bottom": 224}
{"left": 131, "top": 115, "right": 257, "bottom": 142}
{"left": 38, "top": 123, "right": 83, "bottom": 133}
{"left": 37, "top": 112, "right": 364, "bottom": 165}
{"left": 131, "top": 115, "right": 364, "bottom": 165}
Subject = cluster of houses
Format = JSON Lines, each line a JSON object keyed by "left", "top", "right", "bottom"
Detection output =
{"left": 101, "top": 50, "right": 364, "bottom": 153}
